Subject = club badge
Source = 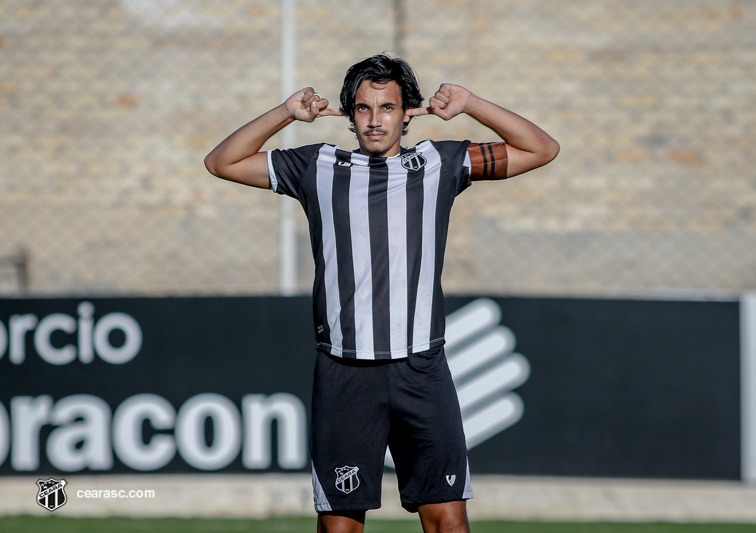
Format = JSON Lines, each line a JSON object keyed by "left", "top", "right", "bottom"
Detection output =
{"left": 334, "top": 465, "right": 360, "bottom": 494}
{"left": 400, "top": 152, "right": 427, "bottom": 171}
{"left": 36, "top": 478, "right": 68, "bottom": 512}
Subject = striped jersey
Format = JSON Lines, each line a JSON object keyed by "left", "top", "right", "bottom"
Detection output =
{"left": 267, "top": 139, "right": 472, "bottom": 360}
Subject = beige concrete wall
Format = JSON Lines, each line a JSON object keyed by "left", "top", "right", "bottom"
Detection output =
{"left": 0, "top": 1, "right": 755, "bottom": 295}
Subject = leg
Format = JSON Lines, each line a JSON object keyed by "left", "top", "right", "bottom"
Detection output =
{"left": 417, "top": 501, "right": 470, "bottom": 533}
{"left": 317, "top": 510, "right": 366, "bottom": 533}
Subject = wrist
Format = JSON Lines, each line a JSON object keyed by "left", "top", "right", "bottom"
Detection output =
{"left": 462, "top": 93, "right": 483, "bottom": 117}
{"left": 276, "top": 102, "right": 298, "bottom": 123}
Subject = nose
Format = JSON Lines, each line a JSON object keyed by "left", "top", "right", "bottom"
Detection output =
{"left": 368, "top": 109, "right": 381, "bottom": 127}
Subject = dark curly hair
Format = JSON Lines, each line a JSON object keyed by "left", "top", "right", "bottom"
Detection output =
{"left": 340, "top": 54, "right": 423, "bottom": 135}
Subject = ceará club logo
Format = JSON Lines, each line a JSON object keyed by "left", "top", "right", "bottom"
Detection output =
{"left": 36, "top": 477, "right": 67, "bottom": 512}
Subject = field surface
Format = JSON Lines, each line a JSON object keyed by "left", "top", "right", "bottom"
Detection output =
{"left": 3, "top": 517, "right": 756, "bottom": 533}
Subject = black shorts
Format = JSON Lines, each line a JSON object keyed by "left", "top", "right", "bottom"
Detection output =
{"left": 309, "top": 346, "right": 472, "bottom": 513}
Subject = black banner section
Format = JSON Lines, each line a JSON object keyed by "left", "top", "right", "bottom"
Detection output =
{"left": 445, "top": 297, "right": 741, "bottom": 481}
{"left": 0, "top": 297, "right": 315, "bottom": 475}
{"left": 0, "top": 295, "right": 741, "bottom": 480}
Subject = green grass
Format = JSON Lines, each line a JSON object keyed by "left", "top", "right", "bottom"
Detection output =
{"left": 2, "top": 516, "right": 756, "bottom": 533}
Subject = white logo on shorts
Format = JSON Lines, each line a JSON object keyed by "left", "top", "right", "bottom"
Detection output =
{"left": 446, "top": 475, "right": 456, "bottom": 486}
{"left": 334, "top": 465, "right": 360, "bottom": 494}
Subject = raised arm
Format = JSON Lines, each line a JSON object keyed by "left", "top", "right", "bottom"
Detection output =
{"left": 406, "top": 83, "right": 559, "bottom": 179}
{"left": 204, "top": 88, "right": 341, "bottom": 188}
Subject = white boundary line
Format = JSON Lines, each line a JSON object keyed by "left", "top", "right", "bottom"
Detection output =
{"left": 741, "top": 292, "right": 756, "bottom": 483}
{"left": 3, "top": 474, "right": 756, "bottom": 522}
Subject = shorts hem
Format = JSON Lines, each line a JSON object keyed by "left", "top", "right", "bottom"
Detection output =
{"left": 315, "top": 502, "right": 382, "bottom": 513}
{"left": 400, "top": 495, "right": 473, "bottom": 513}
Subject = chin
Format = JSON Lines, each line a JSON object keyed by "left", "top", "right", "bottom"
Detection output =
{"left": 359, "top": 143, "right": 389, "bottom": 157}
{"left": 367, "top": 147, "right": 389, "bottom": 157}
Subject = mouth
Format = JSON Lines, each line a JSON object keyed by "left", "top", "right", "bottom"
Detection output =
{"left": 364, "top": 129, "right": 387, "bottom": 141}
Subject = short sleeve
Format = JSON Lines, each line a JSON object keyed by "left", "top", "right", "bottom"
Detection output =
{"left": 267, "top": 144, "right": 322, "bottom": 201}
{"left": 433, "top": 140, "right": 472, "bottom": 196}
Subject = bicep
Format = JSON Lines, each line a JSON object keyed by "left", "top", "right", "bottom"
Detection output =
{"left": 467, "top": 142, "right": 553, "bottom": 180}
{"left": 468, "top": 142, "right": 508, "bottom": 181}
{"left": 205, "top": 151, "right": 271, "bottom": 189}
{"left": 504, "top": 144, "right": 555, "bottom": 178}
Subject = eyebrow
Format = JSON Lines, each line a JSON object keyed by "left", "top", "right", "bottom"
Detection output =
{"left": 355, "top": 100, "right": 399, "bottom": 108}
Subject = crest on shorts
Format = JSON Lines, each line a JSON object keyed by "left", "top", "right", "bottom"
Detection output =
{"left": 400, "top": 152, "right": 427, "bottom": 171}
{"left": 334, "top": 465, "right": 360, "bottom": 494}
{"left": 36, "top": 478, "right": 68, "bottom": 512}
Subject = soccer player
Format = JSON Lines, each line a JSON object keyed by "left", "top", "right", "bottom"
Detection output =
{"left": 205, "top": 54, "right": 558, "bottom": 533}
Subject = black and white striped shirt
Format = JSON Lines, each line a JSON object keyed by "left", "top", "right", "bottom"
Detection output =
{"left": 268, "top": 140, "right": 472, "bottom": 360}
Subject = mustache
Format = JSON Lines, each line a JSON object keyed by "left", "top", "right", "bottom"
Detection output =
{"left": 363, "top": 128, "right": 388, "bottom": 136}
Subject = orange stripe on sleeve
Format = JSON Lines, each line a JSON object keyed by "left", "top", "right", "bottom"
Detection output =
{"left": 468, "top": 142, "right": 508, "bottom": 180}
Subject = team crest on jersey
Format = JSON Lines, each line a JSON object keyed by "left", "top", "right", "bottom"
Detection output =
{"left": 400, "top": 152, "right": 427, "bottom": 171}
{"left": 36, "top": 478, "right": 68, "bottom": 512}
{"left": 334, "top": 465, "right": 360, "bottom": 494}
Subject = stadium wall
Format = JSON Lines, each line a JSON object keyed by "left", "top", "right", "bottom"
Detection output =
{"left": 1, "top": 1, "right": 755, "bottom": 296}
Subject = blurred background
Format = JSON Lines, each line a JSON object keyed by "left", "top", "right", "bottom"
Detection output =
{"left": 1, "top": 0, "right": 754, "bottom": 298}
{"left": 1, "top": 0, "right": 756, "bottom": 525}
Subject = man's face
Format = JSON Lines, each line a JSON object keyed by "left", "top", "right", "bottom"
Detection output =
{"left": 353, "top": 80, "right": 410, "bottom": 158}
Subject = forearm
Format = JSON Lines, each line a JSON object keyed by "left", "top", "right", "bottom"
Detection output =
{"left": 205, "top": 87, "right": 334, "bottom": 187}
{"left": 464, "top": 94, "right": 559, "bottom": 177}
{"left": 464, "top": 95, "right": 557, "bottom": 155}
{"left": 204, "top": 104, "right": 292, "bottom": 177}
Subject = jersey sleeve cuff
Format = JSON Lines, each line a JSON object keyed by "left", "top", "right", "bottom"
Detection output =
{"left": 267, "top": 150, "right": 279, "bottom": 192}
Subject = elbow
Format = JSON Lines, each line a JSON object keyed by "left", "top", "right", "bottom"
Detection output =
{"left": 204, "top": 153, "right": 220, "bottom": 177}
{"left": 536, "top": 136, "right": 560, "bottom": 168}
{"left": 544, "top": 138, "right": 560, "bottom": 164}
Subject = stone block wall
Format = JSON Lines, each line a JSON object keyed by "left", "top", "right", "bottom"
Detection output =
{"left": 1, "top": 0, "right": 754, "bottom": 295}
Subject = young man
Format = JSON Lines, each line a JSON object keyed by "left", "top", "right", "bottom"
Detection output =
{"left": 205, "top": 54, "right": 559, "bottom": 533}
